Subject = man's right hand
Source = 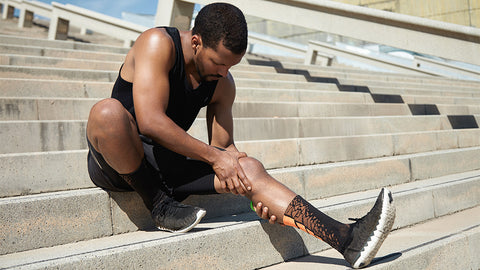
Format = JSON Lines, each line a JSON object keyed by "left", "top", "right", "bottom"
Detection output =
{"left": 212, "top": 150, "right": 252, "bottom": 195}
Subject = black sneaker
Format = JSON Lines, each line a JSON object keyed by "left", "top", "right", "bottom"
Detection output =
{"left": 151, "top": 197, "right": 206, "bottom": 233}
{"left": 342, "top": 188, "right": 396, "bottom": 269}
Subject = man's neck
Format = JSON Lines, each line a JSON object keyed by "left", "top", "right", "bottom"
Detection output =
{"left": 180, "top": 30, "right": 201, "bottom": 88}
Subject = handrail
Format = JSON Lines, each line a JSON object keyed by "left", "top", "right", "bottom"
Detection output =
{"left": 19, "top": 0, "right": 52, "bottom": 28}
{"left": 247, "top": 32, "right": 307, "bottom": 55}
{"left": 48, "top": 2, "right": 148, "bottom": 47}
{"left": 306, "top": 40, "right": 441, "bottom": 76}
{"left": 285, "top": 0, "right": 480, "bottom": 43}
{"left": 1, "top": 0, "right": 21, "bottom": 20}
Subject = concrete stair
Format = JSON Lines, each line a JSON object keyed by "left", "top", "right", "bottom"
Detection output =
{"left": 1, "top": 25, "right": 480, "bottom": 270}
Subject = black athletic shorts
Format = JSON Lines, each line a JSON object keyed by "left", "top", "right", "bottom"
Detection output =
{"left": 87, "top": 134, "right": 218, "bottom": 201}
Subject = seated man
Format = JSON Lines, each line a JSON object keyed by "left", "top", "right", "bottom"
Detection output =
{"left": 86, "top": 3, "right": 395, "bottom": 268}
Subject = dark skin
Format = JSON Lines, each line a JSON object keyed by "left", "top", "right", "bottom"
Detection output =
{"left": 87, "top": 28, "right": 298, "bottom": 224}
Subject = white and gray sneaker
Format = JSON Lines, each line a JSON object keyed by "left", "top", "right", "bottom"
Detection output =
{"left": 342, "top": 188, "right": 396, "bottom": 268}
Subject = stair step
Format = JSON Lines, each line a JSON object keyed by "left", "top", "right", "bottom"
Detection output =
{"left": 0, "top": 34, "right": 129, "bottom": 54}
{"left": 1, "top": 98, "right": 421, "bottom": 121}
{"left": 3, "top": 115, "right": 478, "bottom": 153}
{"left": 3, "top": 97, "right": 479, "bottom": 121}
{"left": 2, "top": 141, "right": 480, "bottom": 198}
{"left": 252, "top": 59, "right": 480, "bottom": 89}
{"left": 0, "top": 43, "right": 126, "bottom": 61}
{"left": 0, "top": 54, "right": 122, "bottom": 70}
{"left": 0, "top": 65, "right": 117, "bottom": 81}
{"left": 0, "top": 78, "right": 112, "bottom": 98}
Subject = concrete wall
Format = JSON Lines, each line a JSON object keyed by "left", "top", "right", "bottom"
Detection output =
{"left": 333, "top": 0, "right": 479, "bottom": 28}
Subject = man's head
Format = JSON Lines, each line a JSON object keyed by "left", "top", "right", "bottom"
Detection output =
{"left": 192, "top": 3, "right": 248, "bottom": 55}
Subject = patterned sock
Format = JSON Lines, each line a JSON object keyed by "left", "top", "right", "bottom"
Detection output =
{"left": 283, "top": 195, "right": 351, "bottom": 252}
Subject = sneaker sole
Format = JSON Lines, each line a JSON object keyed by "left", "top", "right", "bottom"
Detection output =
{"left": 352, "top": 188, "right": 396, "bottom": 269}
{"left": 157, "top": 209, "right": 207, "bottom": 233}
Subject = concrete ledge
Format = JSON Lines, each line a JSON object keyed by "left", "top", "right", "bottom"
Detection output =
{"left": 0, "top": 54, "right": 121, "bottom": 70}
{"left": 0, "top": 120, "right": 88, "bottom": 153}
{"left": 1, "top": 116, "right": 460, "bottom": 153}
{"left": 0, "top": 65, "right": 117, "bottom": 81}
{"left": 0, "top": 34, "right": 72, "bottom": 49}
{"left": 0, "top": 43, "right": 126, "bottom": 61}
{"left": 259, "top": 60, "right": 480, "bottom": 89}
{"left": 370, "top": 86, "right": 480, "bottom": 99}
{"left": 230, "top": 70, "right": 309, "bottom": 82}
{"left": 0, "top": 97, "right": 99, "bottom": 120}
{"left": 0, "top": 34, "right": 129, "bottom": 54}
{"left": 0, "top": 188, "right": 112, "bottom": 255}
{"left": 235, "top": 88, "right": 373, "bottom": 103}
{"left": 2, "top": 98, "right": 420, "bottom": 121}
{"left": 232, "top": 102, "right": 411, "bottom": 118}
{"left": 234, "top": 78, "right": 338, "bottom": 90}
{"left": 340, "top": 77, "right": 480, "bottom": 93}
{"left": 403, "top": 94, "right": 480, "bottom": 106}
{"left": 410, "top": 147, "right": 480, "bottom": 180}
{"left": 0, "top": 78, "right": 111, "bottom": 98}
{"left": 300, "top": 157, "right": 409, "bottom": 200}
{"left": 0, "top": 150, "right": 92, "bottom": 198}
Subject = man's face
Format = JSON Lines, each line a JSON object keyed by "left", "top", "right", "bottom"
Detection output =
{"left": 195, "top": 40, "right": 245, "bottom": 82}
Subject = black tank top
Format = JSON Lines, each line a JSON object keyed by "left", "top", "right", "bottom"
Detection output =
{"left": 111, "top": 27, "right": 218, "bottom": 131}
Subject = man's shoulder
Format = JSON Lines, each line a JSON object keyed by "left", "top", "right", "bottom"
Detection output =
{"left": 137, "top": 28, "right": 174, "bottom": 48}
{"left": 130, "top": 28, "right": 176, "bottom": 69}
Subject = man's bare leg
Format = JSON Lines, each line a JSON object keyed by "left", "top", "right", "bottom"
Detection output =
{"left": 87, "top": 98, "right": 143, "bottom": 174}
{"left": 87, "top": 98, "right": 206, "bottom": 232}
{"left": 214, "top": 156, "right": 396, "bottom": 269}
{"left": 214, "top": 157, "right": 351, "bottom": 250}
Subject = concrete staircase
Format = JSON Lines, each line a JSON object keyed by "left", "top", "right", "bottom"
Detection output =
{"left": 1, "top": 22, "right": 479, "bottom": 270}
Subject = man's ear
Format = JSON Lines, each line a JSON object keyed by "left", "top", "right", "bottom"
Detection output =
{"left": 192, "top": 34, "right": 202, "bottom": 51}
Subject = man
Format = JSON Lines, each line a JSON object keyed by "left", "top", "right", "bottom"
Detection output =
{"left": 86, "top": 3, "right": 395, "bottom": 268}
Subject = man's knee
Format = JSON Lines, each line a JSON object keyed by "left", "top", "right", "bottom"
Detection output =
{"left": 89, "top": 99, "right": 132, "bottom": 128}
{"left": 239, "top": 156, "right": 265, "bottom": 178}
{"left": 90, "top": 99, "right": 124, "bottom": 121}
{"left": 87, "top": 99, "right": 133, "bottom": 138}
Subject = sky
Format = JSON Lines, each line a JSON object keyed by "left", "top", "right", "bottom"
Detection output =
{"left": 36, "top": 0, "right": 160, "bottom": 19}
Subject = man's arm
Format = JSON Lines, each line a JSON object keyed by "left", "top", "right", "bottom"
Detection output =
{"left": 207, "top": 72, "right": 238, "bottom": 151}
{"left": 206, "top": 72, "right": 252, "bottom": 193}
{"left": 131, "top": 29, "right": 212, "bottom": 161}
{"left": 130, "top": 29, "right": 250, "bottom": 194}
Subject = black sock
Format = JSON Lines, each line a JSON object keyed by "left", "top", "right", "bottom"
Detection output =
{"left": 119, "top": 158, "right": 168, "bottom": 211}
{"left": 283, "top": 195, "right": 351, "bottom": 252}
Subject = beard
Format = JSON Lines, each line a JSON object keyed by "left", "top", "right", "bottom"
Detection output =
{"left": 195, "top": 62, "right": 222, "bottom": 82}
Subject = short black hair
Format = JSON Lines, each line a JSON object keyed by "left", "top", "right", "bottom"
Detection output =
{"left": 192, "top": 3, "right": 248, "bottom": 55}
